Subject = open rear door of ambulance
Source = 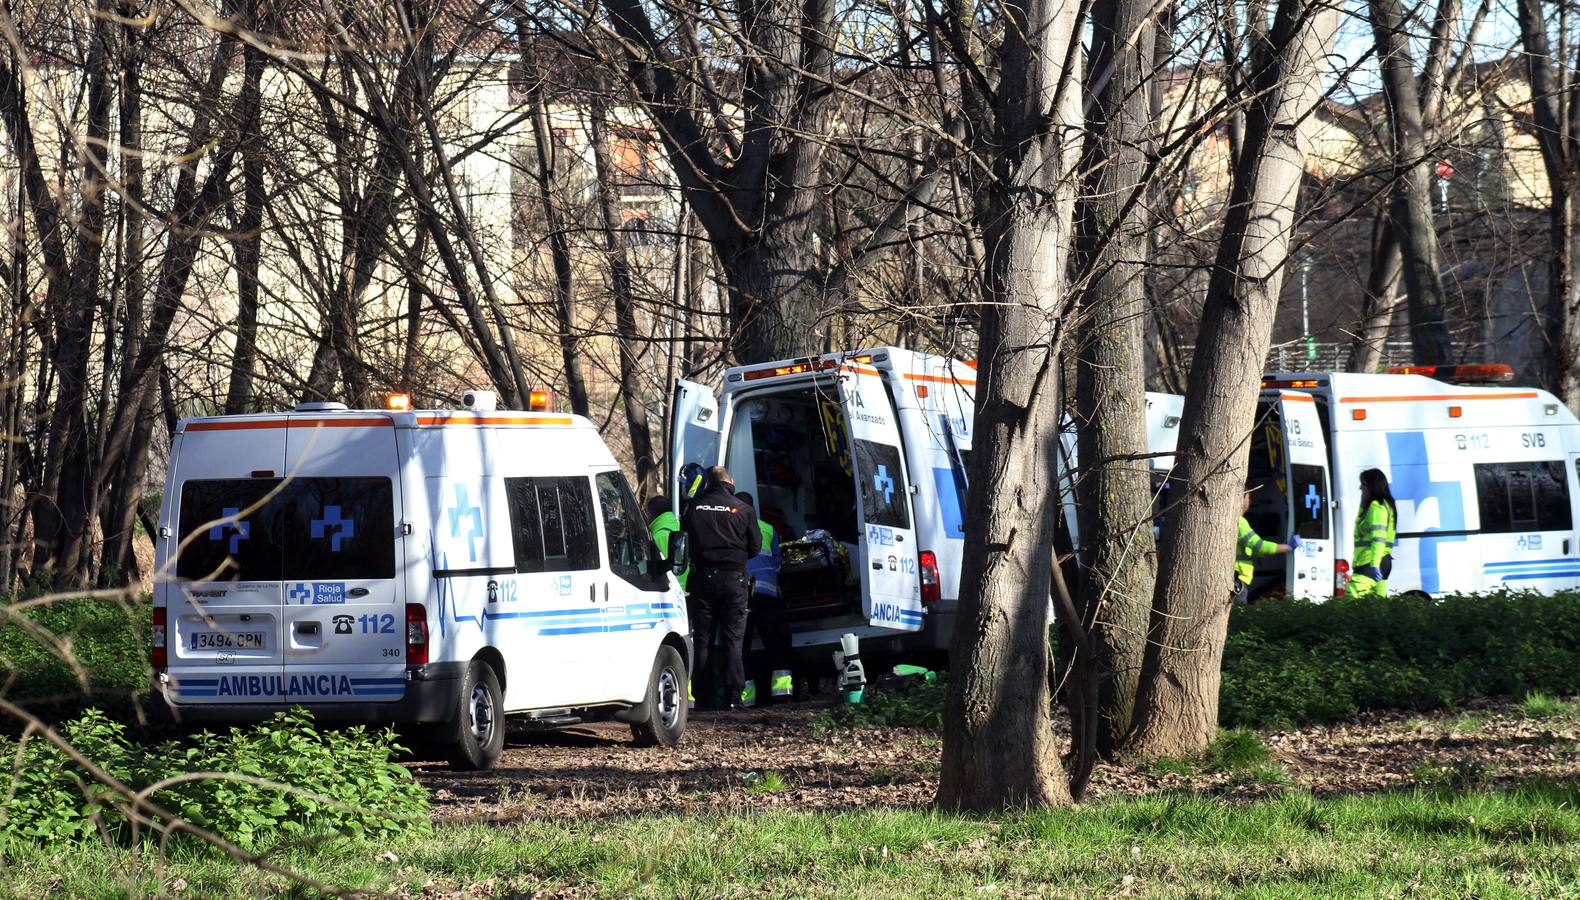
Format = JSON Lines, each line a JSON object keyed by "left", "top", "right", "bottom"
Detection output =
{"left": 163, "top": 419, "right": 288, "bottom": 710}
{"left": 836, "top": 363, "right": 924, "bottom": 632}
{"left": 670, "top": 379, "right": 724, "bottom": 504}
{"left": 1275, "top": 391, "right": 1335, "bottom": 600}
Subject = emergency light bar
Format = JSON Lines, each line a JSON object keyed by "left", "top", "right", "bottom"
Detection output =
{"left": 1262, "top": 378, "right": 1327, "bottom": 389}
{"left": 385, "top": 392, "right": 412, "bottom": 411}
{"left": 528, "top": 389, "right": 554, "bottom": 411}
{"left": 1385, "top": 363, "right": 1514, "bottom": 383}
{"left": 739, "top": 355, "right": 874, "bottom": 382}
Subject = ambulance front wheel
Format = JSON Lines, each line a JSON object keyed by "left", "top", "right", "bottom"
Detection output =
{"left": 446, "top": 660, "right": 506, "bottom": 770}
{"left": 631, "top": 645, "right": 688, "bottom": 747}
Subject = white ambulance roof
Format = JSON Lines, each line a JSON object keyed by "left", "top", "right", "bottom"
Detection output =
{"left": 720, "top": 346, "right": 977, "bottom": 392}
{"left": 176, "top": 409, "right": 600, "bottom": 434}
{"left": 1264, "top": 371, "right": 1579, "bottom": 430}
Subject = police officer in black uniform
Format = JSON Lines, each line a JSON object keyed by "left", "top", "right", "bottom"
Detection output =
{"left": 682, "top": 465, "right": 758, "bottom": 709}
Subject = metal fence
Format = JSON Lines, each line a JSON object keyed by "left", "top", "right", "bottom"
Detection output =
{"left": 1178, "top": 340, "right": 1470, "bottom": 374}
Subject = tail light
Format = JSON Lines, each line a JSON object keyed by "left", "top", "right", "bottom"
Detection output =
{"left": 406, "top": 603, "right": 429, "bottom": 666}
{"left": 151, "top": 606, "right": 167, "bottom": 670}
{"left": 919, "top": 551, "right": 941, "bottom": 605}
{"left": 1335, "top": 559, "right": 1350, "bottom": 598}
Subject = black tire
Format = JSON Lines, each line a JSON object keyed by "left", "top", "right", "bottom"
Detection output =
{"left": 630, "top": 645, "right": 688, "bottom": 748}
{"left": 446, "top": 660, "right": 506, "bottom": 771}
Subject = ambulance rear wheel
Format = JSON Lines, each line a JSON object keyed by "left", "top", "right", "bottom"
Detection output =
{"left": 631, "top": 645, "right": 687, "bottom": 748}
{"left": 447, "top": 660, "right": 505, "bottom": 771}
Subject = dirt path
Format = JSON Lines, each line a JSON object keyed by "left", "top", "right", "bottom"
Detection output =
{"left": 410, "top": 700, "right": 1580, "bottom": 822}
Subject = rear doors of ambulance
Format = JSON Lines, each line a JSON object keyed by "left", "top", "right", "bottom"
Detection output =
{"left": 1264, "top": 391, "right": 1336, "bottom": 600}
{"left": 279, "top": 414, "right": 405, "bottom": 704}
{"left": 836, "top": 363, "right": 924, "bottom": 631}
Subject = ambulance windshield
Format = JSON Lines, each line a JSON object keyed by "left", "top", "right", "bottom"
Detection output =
{"left": 176, "top": 477, "right": 395, "bottom": 582}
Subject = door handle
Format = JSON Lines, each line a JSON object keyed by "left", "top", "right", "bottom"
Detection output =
{"left": 589, "top": 583, "right": 597, "bottom": 602}
{"left": 296, "top": 621, "right": 321, "bottom": 636}
{"left": 603, "top": 582, "right": 610, "bottom": 602}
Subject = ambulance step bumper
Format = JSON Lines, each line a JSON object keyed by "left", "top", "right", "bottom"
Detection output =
{"left": 152, "top": 662, "right": 464, "bottom": 725}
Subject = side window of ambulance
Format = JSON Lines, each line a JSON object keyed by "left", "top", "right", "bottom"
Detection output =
{"left": 595, "top": 471, "right": 653, "bottom": 587}
{"left": 853, "top": 438, "right": 911, "bottom": 529}
{"left": 1474, "top": 462, "right": 1573, "bottom": 533}
{"left": 176, "top": 479, "right": 283, "bottom": 581}
{"left": 282, "top": 478, "right": 396, "bottom": 580}
{"left": 506, "top": 477, "right": 598, "bottom": 573}
{"left": 1288, "top": 464, "right": 1330, "bottom": 540}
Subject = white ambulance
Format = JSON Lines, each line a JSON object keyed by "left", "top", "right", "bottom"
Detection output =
{"left": 672, "top": 348, "right": 974, "bottom": 654}
{"left": 1249, "top": 364, "right": 1580, "bottom": 599}
{"left": 152, "top": 395, "right": 691, "bottom": 770}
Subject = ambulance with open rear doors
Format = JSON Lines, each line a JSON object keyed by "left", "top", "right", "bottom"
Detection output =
{"left": 152, "top": 393, "right": 691, "bottom": 770}
{"left": 1246, "top": 364, "right": 1580, "bottom": 599}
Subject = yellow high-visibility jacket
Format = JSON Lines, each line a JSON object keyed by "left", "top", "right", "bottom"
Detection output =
{"left": 1352, "top": 500, "right": 1396, "bottom": 580}
{"left": 1236, "top": 517, "right": 1281, "bottom": 585}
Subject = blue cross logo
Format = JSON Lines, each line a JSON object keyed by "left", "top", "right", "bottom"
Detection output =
{"left": 287, "top": 582, "right": 312, "bottom": 604}
{"left": 448, "top": 485, "right": 484, "bottom": 562}
{"left": 874, "top": 465, "right": 895, "bottom": 506}
{"left": 1304, "top": 484, "right": 1322, "bottom": 519}
{"left": 310, "top": 505, "right": 354, "bottom": 552}
{"left": 1385, "top": 432, "right": 1466, "bottom": 594}
{"left": 208, "top": 507, "right": 249, "bottom": 555}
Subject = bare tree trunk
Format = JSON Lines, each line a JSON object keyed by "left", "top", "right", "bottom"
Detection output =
{"left": 1125, "top": 0, "right": 1337, "bottom": 759}
{"left": 528, "top": 88, "right": 591, "bottom": 416}
{"left": 224, "top": 44, "right": 265, "bottom": 415}
{"left": 589, "top": 91, "right": 659, "bottom": 493}
{"left": 1369, "top": 0, "right": 1455, "bottom": 365}
{"left": 937, "top": 0, "right": 1081, "bottom": 812}
{"left": 1072, "top": 0, "right": 1159, "bottom": 757}
{"left": 1515, "top": 0, "right": 1580, "bottom": 410}
{"left": 1347, "top": 208, "right": 1404, "bottom": 372}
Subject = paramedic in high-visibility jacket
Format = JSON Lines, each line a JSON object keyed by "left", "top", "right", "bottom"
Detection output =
{"left": 1236, "top": 489, "right": 1291, "bottom": 605}
{"left": 737, "top": 491, "right": 792, "bottom": 705}
{"left": 646, "top": 495, "right": 689, "bottom": 589}
{"left": 1348, "top": 468, "right": 1398, "bottom": 599}
{"left": 682, "top": 466, "right": 758, "bottom": 709}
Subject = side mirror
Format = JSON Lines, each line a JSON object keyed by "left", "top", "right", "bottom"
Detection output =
{"left": 668, "top": 532, "right": 690, "bottom": 576}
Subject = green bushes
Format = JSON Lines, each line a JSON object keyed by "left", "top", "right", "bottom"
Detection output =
{"left": 0, "top": 708, "right": 429, "bottom": 848}
{"left": 1221, "top": 590, "right": 1580, "bottom": 728}
{"left": 0, "top": 598, "right": 150, "bottom": 721}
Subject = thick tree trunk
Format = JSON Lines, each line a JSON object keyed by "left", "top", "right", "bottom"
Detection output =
{"left": 1545, "top": 181, "right": 1580, "bottom": 406}
{"left": 589, "top": 92, "right": 659, "bottom": 494}
{"left": 1369, "top": 0, "right": 1455, "bottom": 366}
{"left": 225, "top": 44, "right": 265, "bottom": 415}
{"left": 937, "top": 0, "right": 1081, "bottom": 812}
{"left": 1347, "top": 209, "right": 1403, "bottom": 372}
{"left": 24, "top": 1, "right": 115, "bottom": 582}
{"left": 1073, "top": 0, "right": 1158, "bottom": 756}
{"left": 1515, "top": 0, "right": 1580, "bottom": 411}
{"left": 1124, "top": 0, "right": 1337, "bottom": 759}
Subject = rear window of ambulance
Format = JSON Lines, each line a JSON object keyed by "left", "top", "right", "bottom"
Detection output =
{"left": 177, "top": 478, "right": 395, "bottom": 581}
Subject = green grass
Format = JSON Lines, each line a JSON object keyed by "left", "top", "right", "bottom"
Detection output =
{"left": 0, "top": 596, "right": 150, "bottom": 725}
{"left": 1516, "top": 691, "right": 1578, "bottom": 720}
{"left": 4, "top": 784, "right": 1580, "bottom": 897}
{"left": 1201, "top": 729, "right": 1270, "bottom": 772}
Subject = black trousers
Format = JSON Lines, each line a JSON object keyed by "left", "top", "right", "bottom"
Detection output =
{"left": 687, "top": 567, "right": 749, "bottom": 705}
{"left": 745, "top": 593, "right": 792, "bottom": 700}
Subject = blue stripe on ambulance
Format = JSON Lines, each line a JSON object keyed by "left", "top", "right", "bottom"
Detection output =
{"left": 1384, "top": 432, "right": 1467, "bottom": 594}
{"left": 1484, "top": 559, "right": 1580, "bottom": 581}
{"left": 170, "top": 675, "right": 407, "bottom": 698}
